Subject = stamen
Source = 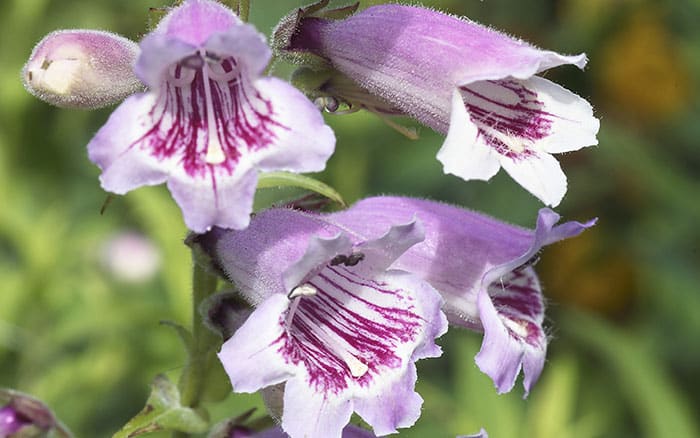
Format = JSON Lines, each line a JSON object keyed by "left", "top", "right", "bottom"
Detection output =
{"left": 288, "top": 283, "right": 318, "bottom": 299}
{"left": 199, "top": 49, "right": 226, "bottom": 165}
{"left": 285, "top": 283, "right": 318, "bottom": 329}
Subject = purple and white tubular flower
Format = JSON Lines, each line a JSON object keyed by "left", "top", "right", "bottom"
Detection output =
{"left": 207, "top": 213, "right": 447, "bottom": 438}
{"left": 87, "top": 0, "right": 335, "bottom": 232}
{"left": 281, "top": 4, "right": 600, "bottom": 206}
{"left": 327, "top": 197, "right": 596, "bottom": 394}
{"left": 203, "top": 196, "right": 594, "bottom": 396}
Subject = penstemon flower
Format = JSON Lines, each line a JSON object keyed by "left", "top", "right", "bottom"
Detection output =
{"left": 203, "top": 217, "right": 447, "bottom": 438}
{"left": 277, "top": 4, "right": 599, "bottom": 206}
{"left": 328, "top": 197, "right": 595, "bottom": 394}
{"left": 87, "top": 0, "right": 335, "bottom": 232}
{"left": 204, "top": 196, "right": 594, "bottom": 396}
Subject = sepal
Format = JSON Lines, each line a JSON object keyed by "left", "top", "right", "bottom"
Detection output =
{"left": 271, "top": 0, "right": 358, "bottom": 67}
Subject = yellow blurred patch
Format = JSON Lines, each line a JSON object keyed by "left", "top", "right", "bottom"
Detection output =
{"left": 539, "top": 229, "right": 637, "bottom": 317}
{"left": 598, "top": 9, "right": 691, "bottom": 121}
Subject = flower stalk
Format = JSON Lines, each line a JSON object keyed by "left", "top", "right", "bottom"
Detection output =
{"left": 171, "top": 249, "right": 222, "bottom": 438}
{"left": 179, "top": 255, "right": 221, "bottom": 409}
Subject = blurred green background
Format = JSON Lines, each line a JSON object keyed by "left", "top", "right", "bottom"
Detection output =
{"left": 1, "top": 0, "right": 699, "bottom": 436}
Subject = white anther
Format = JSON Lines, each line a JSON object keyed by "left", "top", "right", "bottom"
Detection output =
{"left": 288, "top": 283, "right": 318, "bottom": 299}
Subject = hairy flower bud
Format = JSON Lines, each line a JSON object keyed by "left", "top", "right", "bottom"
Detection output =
{"left": 22, "top": 30, "right": 142, "bottom": 109}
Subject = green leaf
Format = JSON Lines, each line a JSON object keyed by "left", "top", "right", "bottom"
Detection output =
{"left": 112, "top": 375, "right": 208, "bottom": 438}
{"left": 256, "top": 172, "right": 345, "bottom": 206}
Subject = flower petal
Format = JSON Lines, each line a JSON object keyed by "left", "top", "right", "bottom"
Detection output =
{"left": 476, "top": 267, "right": 546, "bottom": 395}
{"left": 166, "top": 163, "right": 259, "bottom": 232}
{"left": 252, "top": 77, "right": 336, "bottom": 173}
{"left": 156, "top": 0, "right": 240, "bottom": 47}
{"left": 353, "top": 363, "right": 423, "bottom": 435}
{"left": 524, "top": 76, "right": 599, "bottom": 153}
{"left": 354, "top": 219, "right": 425, "bottom": 274}
{"left": 499, "top": 149, "right": 567, "bottom": 207}
{"left": 135, "top": 33, "right": 198, "bottom": 89}
{"left": 438, "top": 76, "right": 597, "bottom": 205}
{"left": 282, "top": 233, "right": 352, "bottom": 293}
{"left": 282, "top": 377, "right": 353, "bottom": 438}
{"left": 88, "top": 93, "right": 170, "bottom": 193}
{"left": 437, "top": 90, "right": 501, "bottom": 181}
{"left": 204, "top": 24, "right": 271, "bottom": 77}
{"left": 218, "top": 293, "right": 297, "bottom": 392}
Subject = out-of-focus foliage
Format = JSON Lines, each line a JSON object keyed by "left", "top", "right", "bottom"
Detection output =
{"left": 1, "top": 0, "right": 699, "bottom": 436}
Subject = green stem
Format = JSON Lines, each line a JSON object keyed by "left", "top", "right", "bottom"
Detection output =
{"left": 173, "top": 254, "right": 220, "bottom": 437}
{"left": 181, "top": 259, "right": 219, "bottom": 407}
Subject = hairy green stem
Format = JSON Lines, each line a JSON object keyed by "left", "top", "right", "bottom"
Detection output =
{"left": 173, "top": 255, "right": 220, "bottom": 437}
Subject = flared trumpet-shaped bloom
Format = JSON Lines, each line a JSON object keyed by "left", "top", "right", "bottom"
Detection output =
{"left": 283, "top": 4, "right": 599, "bottom": 206}
{"left": 204, "top": 218, "right": 447, "bottom": 438}
{"left": 204, "top": 196, "right": 594, "bottom": 396}
{"left": 329, "top": 197, "right": 595, "bottom": 394}
{"left": 87, "top": 0, "right": 334, "bottom": 232}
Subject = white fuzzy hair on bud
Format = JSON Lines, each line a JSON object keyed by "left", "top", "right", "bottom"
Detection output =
{"left": 22, "top": 29, "right": 143, "bottom": 109}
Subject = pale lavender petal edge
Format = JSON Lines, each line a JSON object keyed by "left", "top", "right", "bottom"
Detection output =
{"left": 218, "top": 294, "right": 297, "bottom": 393}
{"left": 252, "top": 77, "right": 336, "bottom": 174}
{"left": 475, "top": 209, "right": 595, "bottom": 394}
{"left": 156, "top": 0, "right": 241, "bottom": 47}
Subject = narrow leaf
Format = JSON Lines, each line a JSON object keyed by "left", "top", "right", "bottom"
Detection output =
{"left": 257, "top": 172, "right": 345, "bottom": 206}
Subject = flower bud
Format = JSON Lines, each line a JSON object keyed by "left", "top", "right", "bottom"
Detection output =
{"left": 0, "top": 389, "right": 72, "bottom": 437}
{"left": 22, "top": 30, "right": 142, "bottom": 109}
